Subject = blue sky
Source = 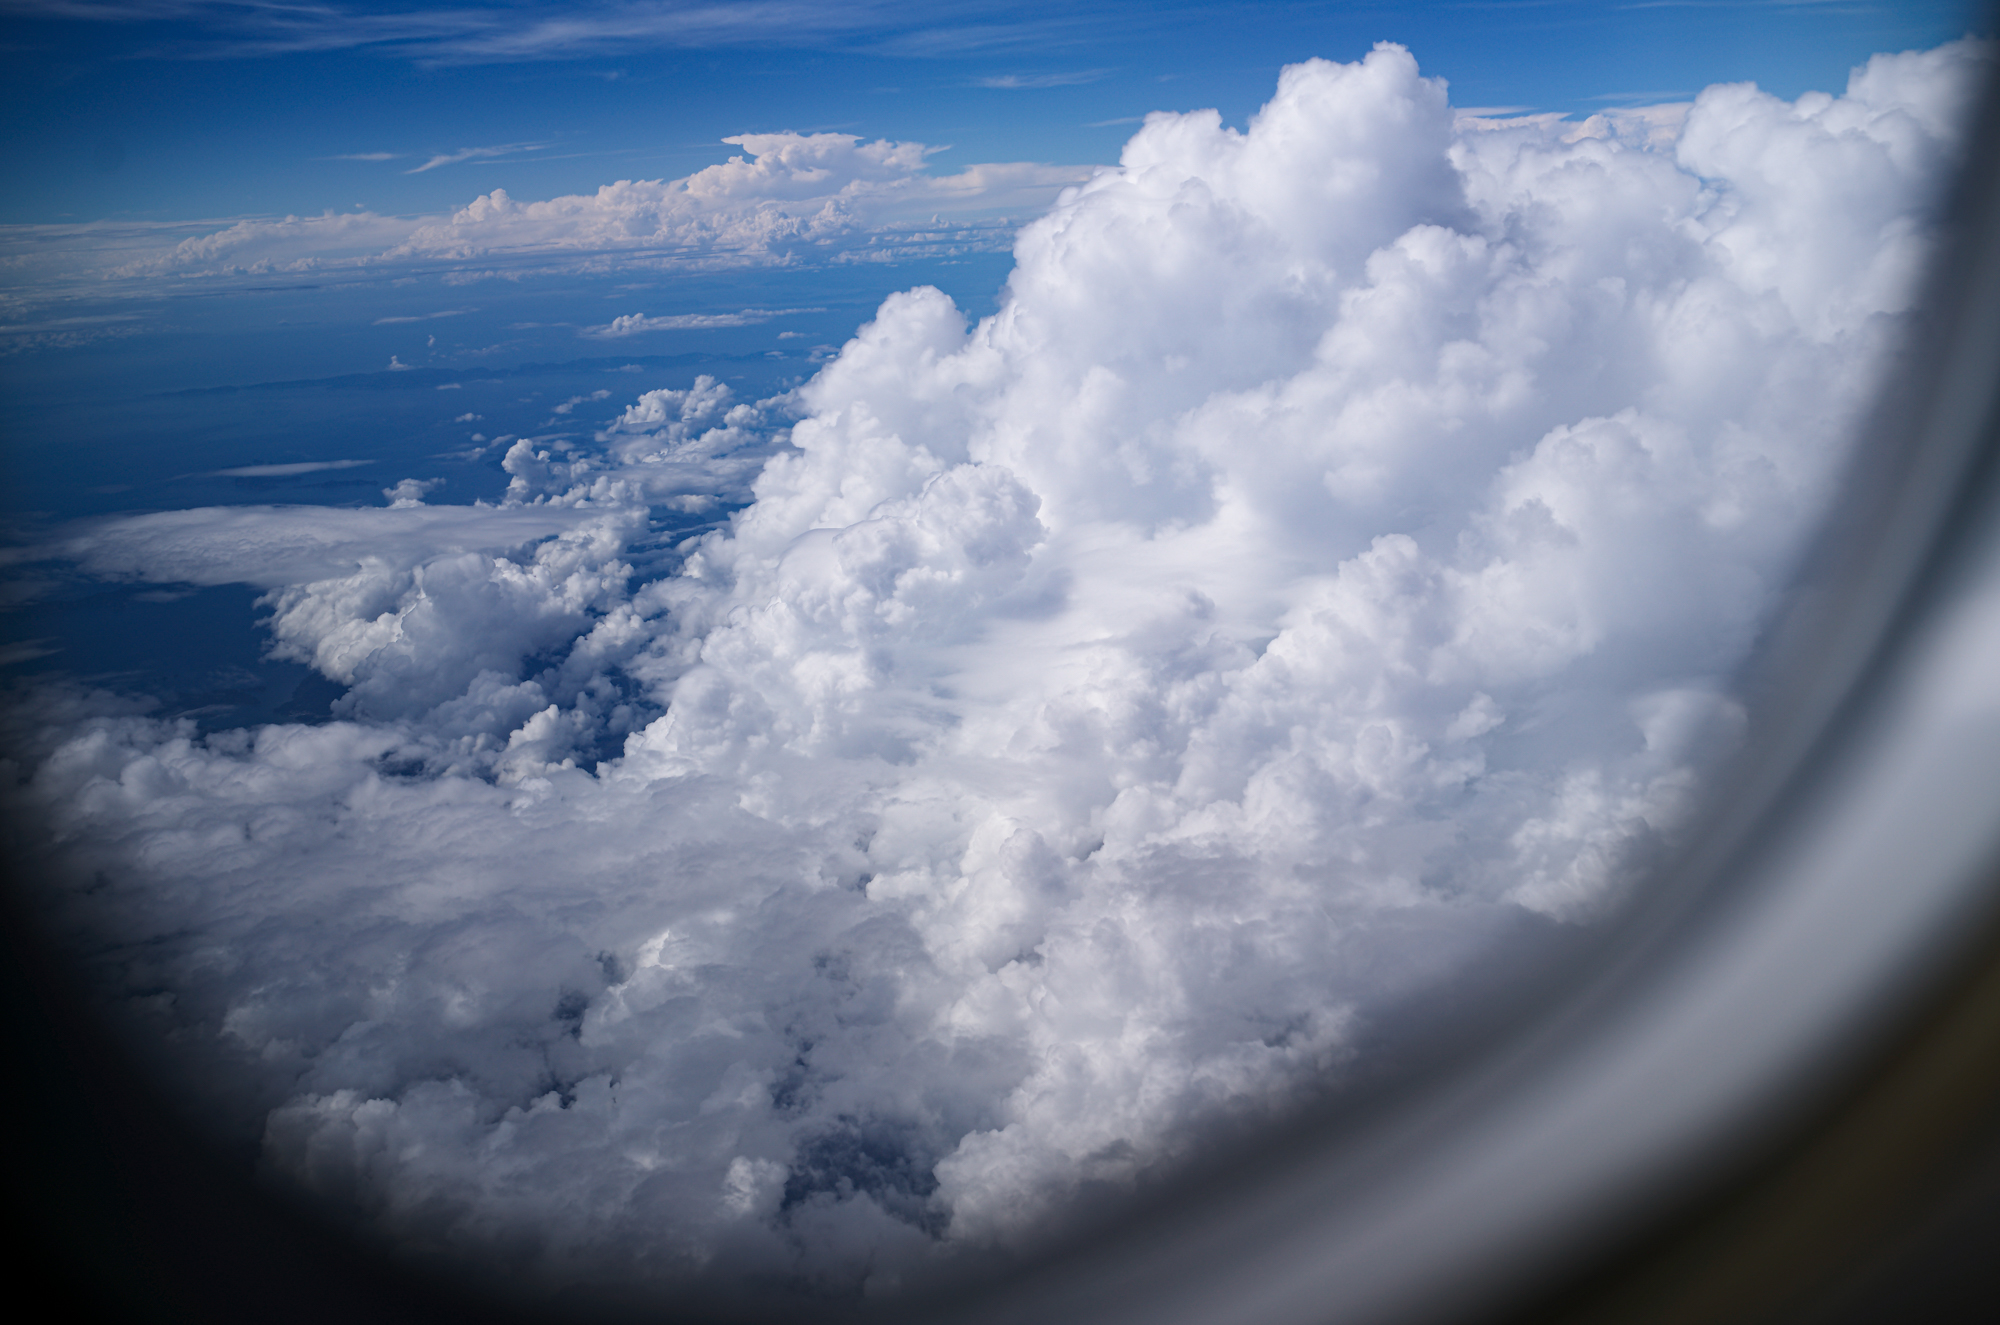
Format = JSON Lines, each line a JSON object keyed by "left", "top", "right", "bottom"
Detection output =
{"left": 1, "top": 1, "right": 1983, "bottom": 224}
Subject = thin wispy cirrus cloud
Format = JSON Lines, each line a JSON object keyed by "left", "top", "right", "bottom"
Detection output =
{"left": 7, "top": 36, "right": 1990, "bottom": 1305}
{"left": 975, "top": 69, "right": 1111, "bottom": 89}
{"left": 405, "top": 141, "right": 551, "bottom": 173}
{"left": 205, "top": 458, "right": 375, "bottom": 478}
{"left": 0, "top": 0, "right": 1108, "bottom": 65}
{"left": 372, "top": 308, "right": 475, "bottom": 324}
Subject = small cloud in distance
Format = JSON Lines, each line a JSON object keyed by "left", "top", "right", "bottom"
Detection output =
{"left": 586, "top": 308, "right": 823, "bottom": 338}
{"left": 977, "top": 70, "right": 1109, "bottom": 89}
{"left": 374, "top": 309, "right": 475, "bottom": 325}
{"left": 406, "top": 142, "right": 550, "bottom": 174}
{"left": 207, "top": 459, "right": 374, "bottom": 478}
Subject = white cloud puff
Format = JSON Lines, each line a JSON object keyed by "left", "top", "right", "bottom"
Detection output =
{"left": 8, "top": 38, "right": 1989, "bottom": 1304}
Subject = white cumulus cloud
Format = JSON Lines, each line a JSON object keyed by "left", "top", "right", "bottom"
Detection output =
{"left": 6, "top": 37, "right": 1989, "bottom": 1307}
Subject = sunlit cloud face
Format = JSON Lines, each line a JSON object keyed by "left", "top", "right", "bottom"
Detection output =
{"left": 3, "top": 31, "right": 1990, "bottom": 1307}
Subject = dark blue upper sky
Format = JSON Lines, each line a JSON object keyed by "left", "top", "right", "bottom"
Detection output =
{"left": 1, "top": 1, "right": 1984, "bottom": 225}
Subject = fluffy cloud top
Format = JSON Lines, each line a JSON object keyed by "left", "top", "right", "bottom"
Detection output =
{"left": 8, "top": 39, "right": 1988, "bottom": 1306}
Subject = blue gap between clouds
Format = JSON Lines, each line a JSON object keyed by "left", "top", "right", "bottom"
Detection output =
{"left": 0, "top": 255, "right": 1015, "bottom": 730}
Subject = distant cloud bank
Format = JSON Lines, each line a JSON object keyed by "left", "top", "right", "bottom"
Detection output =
{"left": 0, "top": 130, "right": 1091, "bottom": 295}
{"left": 7, "top": 38, "right": 1990, "bottom": 1304}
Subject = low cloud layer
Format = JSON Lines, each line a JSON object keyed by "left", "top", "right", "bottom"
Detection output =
{"left": 8, "top": 39, "right": 1988, "bottom": 1303}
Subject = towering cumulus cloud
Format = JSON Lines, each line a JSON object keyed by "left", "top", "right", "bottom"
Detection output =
{"left": 9, "top": 40, "right": 1988, "bottom": 1301}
